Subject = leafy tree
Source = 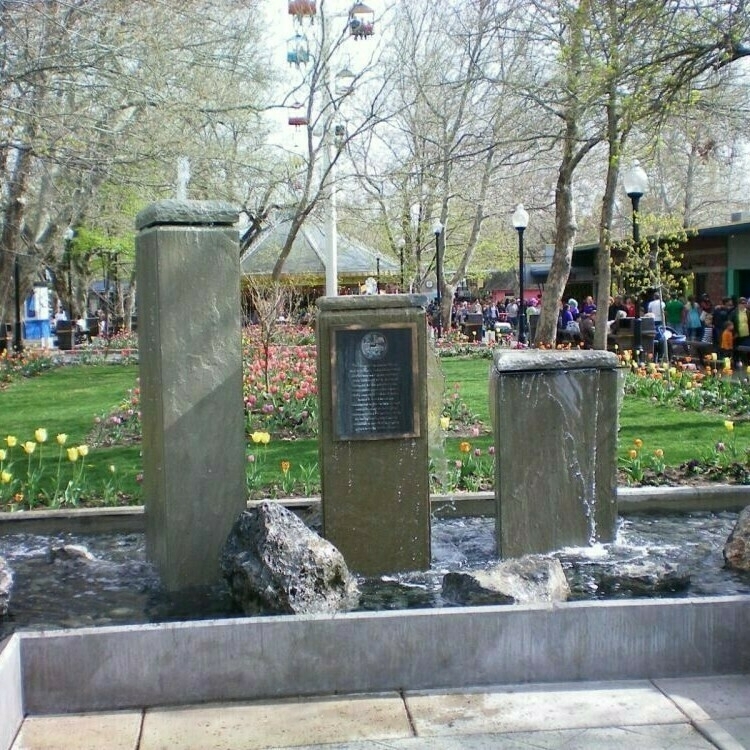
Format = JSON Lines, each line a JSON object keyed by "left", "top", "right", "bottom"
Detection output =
{"left": 611, "top": 214, "right": 694, "bottom": 303}
{"left": 0, "top": 1, "right": 271, "bottom": 323}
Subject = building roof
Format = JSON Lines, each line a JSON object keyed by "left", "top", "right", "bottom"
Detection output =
{"left": 240, "top": 217, "right": 398, "bottom": 280}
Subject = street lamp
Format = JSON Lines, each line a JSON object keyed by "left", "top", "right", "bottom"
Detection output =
{"left": 433, "top": 221, "right": 443, "bottom": 339}
{"left": 623, "top": 160, "right": 648, "bottom": 358}
{"left": 512, "top": 204, "right": 529, "bottom": 344}
{"left": 13, "top": 253, "right": 22, "bottom": 353}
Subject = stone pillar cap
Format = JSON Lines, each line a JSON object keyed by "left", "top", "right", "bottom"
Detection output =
{"left": 492, "top": 348, "right": 620, "bottom": 373}
{"left": 136, "top": 200, "right": 238, "bottom": 230}
{"left": 317, "top": 294, "right": 428, "bottom": 312}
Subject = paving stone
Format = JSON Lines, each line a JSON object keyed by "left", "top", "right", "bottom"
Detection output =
{"left": 11, "top": 711, "right": 141, "bottom": 750}
{"left": 654, "top": 674, "right": 750, "bottom": 720}
{"left": 138, "top": 693, "right": 411, "bottom": 750}
{"left": 270, "top": 723, "right": 715, "bottom": 749}
{"left": 404, "top": 681, "right": 686, "bottom": 736}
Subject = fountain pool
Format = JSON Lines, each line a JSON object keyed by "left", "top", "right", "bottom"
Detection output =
{"left": 2, "top": 510, "right": 749, "bottom": 640}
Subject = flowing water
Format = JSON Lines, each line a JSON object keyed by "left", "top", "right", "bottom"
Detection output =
{"left": 2, "top": 511, "right": 749, "bottom": 639}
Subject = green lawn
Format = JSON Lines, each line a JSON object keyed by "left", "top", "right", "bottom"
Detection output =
{"left": 440, "top": 356, "right": 749, "bottom": 465}
{"left": 1, "top": 364, "right": 138, "bottom": 441}
{"left": 0, "top": 357, "right": 745, "bottom": 510}
{"left": 0, "top": 365, "right": 141, "bottom": 502}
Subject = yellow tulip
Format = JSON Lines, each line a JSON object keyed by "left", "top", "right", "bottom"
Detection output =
{"left": 724, "top": 420, "right": 734, "bottom": 432}
{"left": 0, "top": 449, "right": 5, "bottom": 462}
{"left": 56, "top": 433, "right": 68, "bottom": 446}
{"left": 34, "top": 428, "right": 48, "bottom": 443}
{"left": 22, "top": 441, "right": 36, "bottom": 455}
{"left": 77, "top": 444, "right": 89, "bottom": 457}
{"left": 251, "top": 431, "right": 270, "bottom": 445}
{"left": 633, "top": 438, "right": 643, "bottom": 449}
{"left": 654, "top": 449, "right": 664, "bottom": 458}
{"left": 5, "top": 436, "right": 17, "bottom": 448}
{"left": 629, "top": 449, "right": 638, "bottom": 459}
{"left": 439, "top": 416, "right": 451, "bottom": 430}
{"left": 0, "top": 470, "right": 11, "bottom": 484}
{"left": 459, "top": 441, "right": 471, "bottom": 454}
{"left": 280, "top": 460, "right": 291, "bottom": 475}
{"left": 67, "top": 447, "right": 79, "bottom": 462}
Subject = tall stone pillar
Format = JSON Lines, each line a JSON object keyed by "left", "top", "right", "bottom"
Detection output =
{"left": 490, "top": 349, "right": 621, "bottom": 558}
{"left": 136, "top": 200, "right": 246, "bottom": 591}
{"left": 316, "top": 295, "right": 431, "bottom": 576}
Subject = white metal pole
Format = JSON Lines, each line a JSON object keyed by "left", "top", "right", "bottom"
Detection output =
{"left": 324, "top": 47, "right": 338, "bottom": 298}
{"left": 325, "top": 140, "right": 338, "bottom": 297}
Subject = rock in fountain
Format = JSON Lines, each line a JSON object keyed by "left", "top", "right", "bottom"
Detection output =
{"left": 442, "top": 556, "right": 570, "bottom": 606}
{"left": 221, "top": 502, "right": 359, "bottom": 615}
{"left": 724, "top": 504, "right": 750, "bottom": 570}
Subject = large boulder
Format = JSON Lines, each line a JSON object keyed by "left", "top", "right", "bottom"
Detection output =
{"left": 0, "top": 556, "right": 13, "bottom": 618}
{"left": 442, "top": 556, "right": 570, "bottom": 607}
{"left": 220, "top": 502, "right": 360, "bottom": 615}
{"left": 724, "top": 505, "right": 750, "bottom": 571}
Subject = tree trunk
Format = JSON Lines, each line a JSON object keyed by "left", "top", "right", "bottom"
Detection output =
{"left": 536, "top": 157, "right": 577, "bottom": 346}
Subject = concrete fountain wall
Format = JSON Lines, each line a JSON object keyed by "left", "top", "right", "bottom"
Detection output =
{"left": 0, "top": 596, "right": 748, "bottom": 740}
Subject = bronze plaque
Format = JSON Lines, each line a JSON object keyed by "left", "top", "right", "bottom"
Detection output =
{"left": 332, "top": 324, "right": 419, "bottom": 440}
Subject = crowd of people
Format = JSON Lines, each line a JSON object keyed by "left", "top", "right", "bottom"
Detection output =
{"left": 430, "top": 290, "right": 750, "bottom": 364}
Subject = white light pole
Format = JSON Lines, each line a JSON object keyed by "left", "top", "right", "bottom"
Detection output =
{"left": 512, "top": 204, "right": 529, "bottom": 344}
{"left": 325, "top": 135, "right": 339, "bottom": 297}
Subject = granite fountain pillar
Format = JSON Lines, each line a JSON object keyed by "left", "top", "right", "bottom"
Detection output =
{"left": 490, "top": 349, "right": 621, "bottom": 558}
{"left": 135, "top": 200, "right": 246, "bottom": 591}
{"left": 316, "top": 295, "right": 430, "bottom": 576}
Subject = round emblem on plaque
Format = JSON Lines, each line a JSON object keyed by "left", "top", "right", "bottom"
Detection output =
{"left": 360, "top": 331, "right": 388, "bottom": 360}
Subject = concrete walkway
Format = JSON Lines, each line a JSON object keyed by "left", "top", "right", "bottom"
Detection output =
{"left": 11, "top": 675, "right": 750, "bottom": 750}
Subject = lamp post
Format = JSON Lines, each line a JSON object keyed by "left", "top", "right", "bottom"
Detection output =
{"left": 433, "top": 221, "right": 443, "bottom": 339}
{"left": 623, "top": 160, "right": 648, "bottom": 358}
{"left": 13, "top": 254, "right": 22, "bottom": 353}
{"left": 512, "top": 204, "right": 529, "bottom": 344}
{"left": 64, "top": 226, "right": 75, "bottom": 316}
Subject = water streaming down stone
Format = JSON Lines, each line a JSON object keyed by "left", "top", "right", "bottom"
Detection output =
{"left": 490, "top": 350, "right": 620, "bottom": 558}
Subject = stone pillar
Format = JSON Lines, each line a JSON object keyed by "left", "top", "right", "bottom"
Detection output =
{"left": 136, "top": 200, "right": 246, "bottom": 591}
{"left": 490, "top": 349, "right": 620, "bottom": 558}
{"left": 316, "top": 295, "right": 430, "bottom": 575}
